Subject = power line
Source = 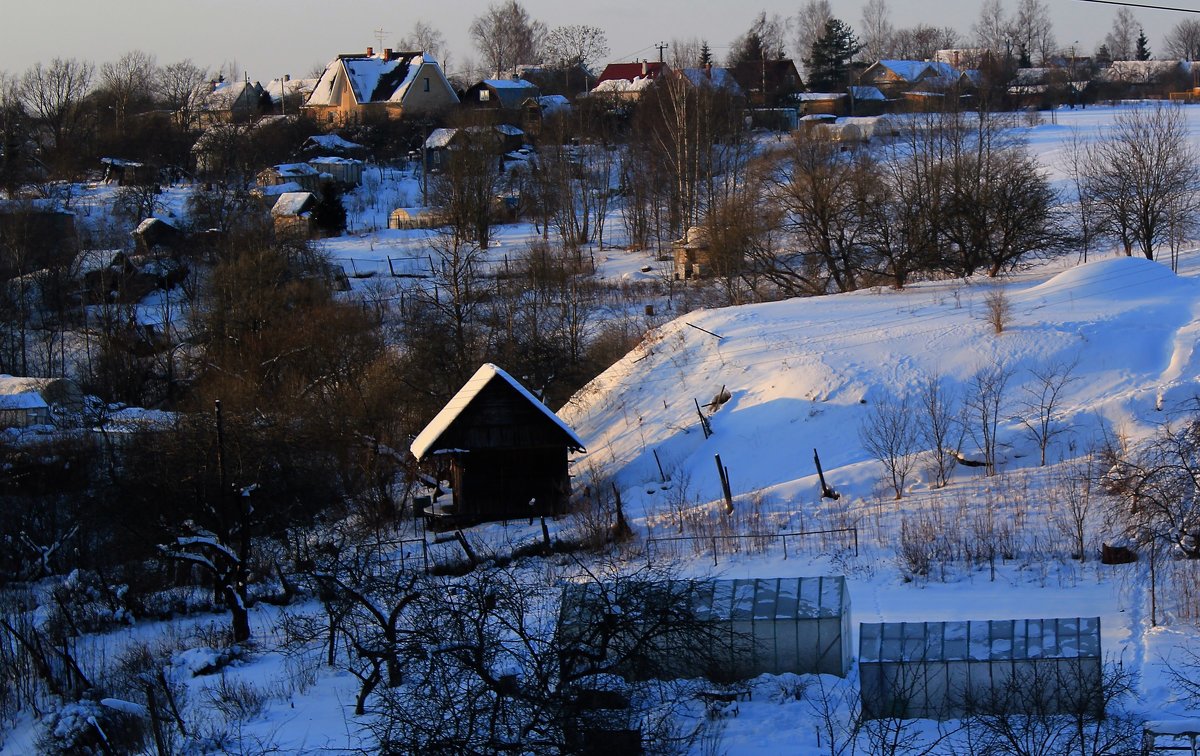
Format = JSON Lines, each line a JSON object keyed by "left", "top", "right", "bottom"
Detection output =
{"left": 1075, "top": 0, "right": 1200, "bottom": 13}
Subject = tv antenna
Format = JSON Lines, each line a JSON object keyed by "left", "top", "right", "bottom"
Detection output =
{"left": 374, "top": 28, "right": 389, "bottom": 50}
{"left": 655, "top": 41, "right": 669, "bottom": 63}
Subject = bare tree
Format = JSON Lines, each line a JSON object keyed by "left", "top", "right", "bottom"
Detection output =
{"left": 1084, "top": 103, "right": 1200, "bottom": 261}
{"left": 984, "top": 289, "right": 1011, "bottom": 334}
{"left": 1018, "top": 358, "right": 1078, "bottom": 466}
{"left": 1105, "top": 7, "right": 1140, "bottom": 61}
{"left": 794, "top": 0, "right": 833, "bottom": 73}
{"left": 860, "top": 0, "right": 895, "bottom": 62}
{"left": 890, "top": 25, "right": 960, "bottom": 62}
{"left": 156, "top": 59, "right": 209, "bottom": 130}
{"left": 1165, "top": 19, "right": 1200, "bottom": 61}
{"left": 860, "top": 393, "right": 920, "bottom": 499}
{"left": 470, "top": 0, "right": 546, "bottom": 77}
{"left": 1013, "top": 0, "right": 1056, "bottom": 65}
{"left": 974, "top": 0, "right": 1014, "bottom": 59}
{"left": 99, "top": 50, "right": 157, "bottom": 136}
{"left": 543, "top": 25, "right": 609, "bottom": 71}
{"left": 1051, "top": 458, "right": 1095, "bottom": 561}
{"left": 398, "top": 19, "right": 446, "bottom": 59}
{"left": 918, "top": 372, "right": 959, "bottom": 489}
{"left": 966, "top": 361, "right": 1012, "bottom": 476}
{"left": 18, "top": 57, "right": 94, "bottom": 173}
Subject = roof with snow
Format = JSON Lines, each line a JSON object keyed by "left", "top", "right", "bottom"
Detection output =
{"left": 303, "top": 134, "right": 365, "bottom": 154}
{"left": 1099, "top": 60, "right": 1185, "bottom": 84}
{"left": 264, "top": 76, "right": 316, "bottom": 104}
{"left": 202, "top": 80, "right": 262, "bottom": 111}
{"left": 868, "top": 60, "right": 959, "bottom": 82}
{"left": 596, "top": 62, "right": 667, "bottom": 86}
{"left": 0, "top": 375, "right": 52, "bottom": 410}
{"left": 679, "top": 67, "right": 743, "bottom": 94}
{"left": 306, "top": 51, "right": 450, "bottom": 107}
{"left": 424, "top": 127, "right": 460, "bottom": 149}
{"left": 271, "top": 192, "right": 318, "bottom": 217}
{"left": 538, "top": 94, "right": 571, "bottom": 114}
{"left": 850, "top": 86, "right": 886, "bottom": 100}
{"left": 410, "top": 363, "right": 585, "bottom": 460}
{"left": 468, "top": 78, "right": 540, "bottom": 109}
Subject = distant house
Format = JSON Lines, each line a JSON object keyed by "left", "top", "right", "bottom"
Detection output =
{"left": 462, "top": 78, "right": 542, "bottom": 131}
{"left": 307, "top": 156, "right": 364, "bottom": 187}
{"left": 410, "top": 363, "right": 586, "bottom": 523}
{"left": 263, "top": 75, "right": 317, "bottom": 114}
{"left": 1093, "top": 60, "right": 1190, "bottom": 100}
{"left": 302, "top": 134, "right": 367, "bottom": 156}
{"left": 859, "top": 60, "right": 960, "bottom": 98}
{"left": 100, "top": 157, "right": 158, "bottom": 186}
{"left": 591, "top": 61, "right": 669, "bottom": 99}
{"left": 422, "top": 125, "right": 515, "bottom": 173}
{"left": 729, "top": 59, "right": 803, "bottom": 106}
{"left": 304, "top": 47, "right": 458, "bottom": 126}
{"left": 677, "top": 66, "right": 744, "bottom": 96}
{"left": 271, "top": 192, "right": 319, "bottom": 238}
{"left": 0, "top": 375, "right": 82, "bottom": 428}
{"left": 257, "top": 163, "right": 326, "bottom": 193}
{"left": 198, "top": 79, "right": 265, "bottom": 125}
{"left": 796, "top": 92, "right": 847, "bottom": 117}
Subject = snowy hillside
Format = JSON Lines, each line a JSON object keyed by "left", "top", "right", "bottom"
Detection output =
{"left": 564, "top": 255, "right": 1200, "bottom": 509}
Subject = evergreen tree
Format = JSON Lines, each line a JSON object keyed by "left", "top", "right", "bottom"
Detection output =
{"left": 314, "top": 183, "right": 347, "bottom": 234}
{"left": 804, "top": 18, "right": 861, "bottom": 91}
{"left": 699, "top": 41, "right": 713, "bottom": 68}
{"left": 1136, "top": 29, "right": 1151, "bottom": 60}
{"left": 1095, "top": 43, "right": 1113, "bottom": 67}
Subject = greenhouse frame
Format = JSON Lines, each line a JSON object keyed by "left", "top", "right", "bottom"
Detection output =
{"left": 858, "top": 617, "right": 1103, "bottom": 720}
{"left": 559, "top": 576, "right": 851, "bottom": 682}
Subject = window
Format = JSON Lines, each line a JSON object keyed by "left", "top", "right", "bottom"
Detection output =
{"left": 479, "top": 89, "right": 490, "bottom": 101}
{"left": 424, "top": 77, "right": 431, "bottom": 93}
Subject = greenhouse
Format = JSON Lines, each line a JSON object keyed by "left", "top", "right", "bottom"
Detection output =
{"left": 858, "top": 617, "right": 1102, "bottom": 720}
{"left": 559, "top": 576, "right": 851, "bottom": 682}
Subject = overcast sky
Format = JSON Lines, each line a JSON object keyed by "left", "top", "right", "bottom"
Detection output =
{"left": 0, "top": 0, "right": 1187, "bottom": 82}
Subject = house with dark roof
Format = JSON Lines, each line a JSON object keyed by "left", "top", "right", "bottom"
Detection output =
{"left": 303, "top": 47, "right": 458, "bottom": 126}
{"left": 410, "top": 363, "right": 586, "bottom": 523}
{"left": 591, "top": 61, "right": 669, "bottom": 99}
{"left": 461, "top": 78, "right": 542, "bottom": 130}
{"left": 729, "top": 59, "right": 803, "bottom": 106}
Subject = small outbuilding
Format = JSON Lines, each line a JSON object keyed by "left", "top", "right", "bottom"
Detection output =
{"left": 307, "top": 156, "right": 365, "bottom": 187}
{"left": 858, "top": 617, "right": 1102, "bottom": 720}
{"left": 271, "top": 192, "right": 319, "bottom": 238}
{"left": 410, "top": 363, "right": 585, "bottom": 522}
{"left": 560, "top": 576, "right": 852, "bottom": 682}
{"left": 0, "top": 375, "right": 83, "bottom": 428}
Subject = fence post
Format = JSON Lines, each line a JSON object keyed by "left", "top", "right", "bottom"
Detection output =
{"left": 712, "top": 537, "right": 719, "bottom": 566}
{"left": 782, "top": 534, "right": 788, "bottom": 561}
{"left": 387, "top": 256, "right": 396, "bottom": 276}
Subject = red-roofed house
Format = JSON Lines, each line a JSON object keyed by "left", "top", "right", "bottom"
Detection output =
{"left": 591, "top": 61, "right": 670, "bottom": 99}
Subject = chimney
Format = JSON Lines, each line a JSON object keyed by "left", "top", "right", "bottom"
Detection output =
{"left": 642, "top": 60, "right": 648, "bottom": 76}
{"left": 366, "top": 46, "right": 374, "bottom": 57}
{"left": 383, "top": 48, "right": 393, "bottom": 61}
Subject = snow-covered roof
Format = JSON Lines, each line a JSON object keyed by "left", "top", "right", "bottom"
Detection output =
{"left": 259, "top": 181, "right": 302, "bottom": 197}
{"left": 410, "top": 363, "right": 585, "bottom": 460}
{"left": 484, "top": 78, "right": 536, "bottom": 90}
{"left": 859, "top": 617, "right": 1100, "bottom": 663}
{"left": 680, "top": 67, "right": 743, "bottom": 94}
{"left": 592, "top": 76, "right": 656, "bottom": 94}
{"left": 303, "top": 134, "right": 365, "bottom": 153}
{"left": 202, "top": 80, "right": 261, "bottom": 111}
{"left": 424, "top": 127, "right": 459, "bottom": 149}
{"left": 538, "top": 94, "right": 571, "bottom": 114}
{"left": 308, "top": 156, "right": 363, "bottom": 166}
{"left": 849, "top": 86, "right": 886, "bottom": 100}
{"left": 872, "top": 60, "right": 959, "bottom": 82}
{"left": 0, "top": 376, "right": 50, "bottom": 410}
{"left": 1100, "top": 59, "right": 1185, "bottom": 83}
{"left": 264, "top": 76, "right": 316, "bottom": 104}
{"left": 307, "top": 51, "right": 447, "bottom": 107}
{"left": 796, "top": 92, "right": 846, "bottom": 101}
{"left": 271, "top": 192, "right": 317, "bottom": 217}
{"left": 271, "top": 163, "right": 319, "bottom": 178}
{"left": 100, "top": 157, "right": 145, "bottom": 168}
{"left": 494, "top": 124, "right": 524, "bottom": 137}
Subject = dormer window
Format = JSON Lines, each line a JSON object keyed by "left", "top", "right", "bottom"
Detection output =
{"left": 479, "top": 89, "right": 490, "bottom": 101}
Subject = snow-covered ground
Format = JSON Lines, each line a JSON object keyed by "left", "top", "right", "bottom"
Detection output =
{"left": 8, "top": 103, "right": 1200, "bottom": 754}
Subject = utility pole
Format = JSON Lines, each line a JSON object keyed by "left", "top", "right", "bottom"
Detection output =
{"left": 655, "top": 41, "right": 669, "bottom": 64}
{"left": 374, "top": 28, "right": 389, "bottom": 53}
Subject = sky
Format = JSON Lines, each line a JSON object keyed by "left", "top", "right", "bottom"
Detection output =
{"left": 0, "top": 0, "right": 1188, "bottom": 83}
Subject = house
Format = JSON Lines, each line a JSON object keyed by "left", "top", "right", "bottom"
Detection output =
{"left": 858, "top": 60, "right": 960, "bottom": 98}
{"left": 302, "top": 134, "right": 367, "bottom": 156}
{"left": 271, "top": 192, "right": 319, "bottom": 239}
{"left": 303, "top": 47, "right": 458, "bottom": 126}
{"left": 1093, "top": 60, "right": 1190, "bottom": 100}
{"left": 257, "top": 163, "right": 326, "bottom": 193}
{"left": 463, "top": 78, "right": 540, "bottom": 111}
{"left": 263, "top": 75, "right": 317, "bottom": 114}
{"left": 198, "top": 79, "right": 265, "bottom": 124}
{"left": 307, "top": 156, "right": 364, "bottom": 187}
{"left": 559, "top": 576, "right": 852, "bottom": 682}
{"left": 859, "top": 617, "right": 1102, "bottom": 720}
{"left": 848, "top": 85, "right": 887, "bottom": 115}
{"left": 409, "top": 363, "right": 586, "bottom": 523}
{"left": 100, "top": 157, "right": 158, "bottom": 186}
{"left": 677, "top": 66, "right": 744, "bottom": 96}
{"left": 796, "top": 92, "right": 847, "bottom": 116}
{"left": 591, "top": 61, "right": 669, "bottom": 99}
{"left": 0, "top": 375, "right": 83, "bottom": 428}
{"left": 422, "top": 126, "right": 513, "bottom": 173}
{"left": 730, "top": 59, "right": 803, "bottom": 106}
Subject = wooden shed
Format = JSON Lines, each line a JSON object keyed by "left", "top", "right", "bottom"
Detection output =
{"left": 410, "top": 364, "right": 586, "bottom": 522}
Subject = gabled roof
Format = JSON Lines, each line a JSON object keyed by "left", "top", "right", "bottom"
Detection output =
{"left": 1099, "top": 59, "right": 1185, "bottom": 84}
{"left": 202, "top": 80, "right": 262, "bottom": 111}
{"left": 596, "top": 61, "right": 667, "bottom": 85}
{"left": 271, "top": 192, "right": 318, "bottom": 217}
{"left": 867, "top": 60, "right": 959, "bottom": 83}
{"left": 306, "top": 51, "right": 454, "bottom": 107}
{"left": 303, "top": 134, "right": 366, "bottom": 154}
{"left": 0, "top": 376, "right": 50, "bottom": 411}
{"left": 472, "top": 78, "right": 540, "bottom": 109}
{"left": 679, "top": 67, "right": 744, "bottom": 95}
{"left": 410, "top": 363, "right": 585, "bottom": 460}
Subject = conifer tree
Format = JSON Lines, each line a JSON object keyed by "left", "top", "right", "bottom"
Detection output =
{"left": 805, "top": 18, "right": 861, "bottom": 91}
{"left": 1136, "top": 29, "right": 1151, "bottom": 60}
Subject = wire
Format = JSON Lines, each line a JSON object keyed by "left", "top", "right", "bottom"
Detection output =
{"left": 1075, "top": 0, "right": 1200, "bottom": 13}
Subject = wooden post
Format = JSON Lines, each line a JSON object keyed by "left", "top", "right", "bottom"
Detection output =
{"left": 695, "top": 398, "right": 712, "bottom": 438}
{"left": 653, "top": 449, "right": 667, "bottom": 482}
{"left": 813, "top": 448, "right": 839, "bottom": 500}
{"left": 540, "top": 516, "right": 552, "bottom": 553}
{"left": 611, "top": 482, "right": 631, "bottom": 540}
{"left": 387, "top": 256, "right": 396, "bottom": 276}
{"left": 454, "top": 530, "right": 477, "bottom": 567}
{"left": 715, "top": 454, "right": 733, "bottom": 513}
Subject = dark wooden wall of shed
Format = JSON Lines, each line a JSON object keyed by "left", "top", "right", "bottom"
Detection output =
{"left": 453, "top": 446, "right": 569, "bottom": 520}
{"left": 438, "top": 379, "right": 577, "bottom": 451}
